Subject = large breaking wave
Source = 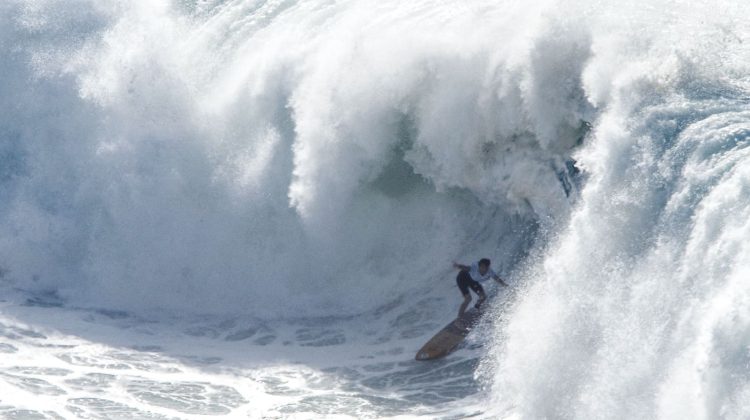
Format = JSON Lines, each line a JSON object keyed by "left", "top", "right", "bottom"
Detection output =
{"left": 0, "top": 0, "right": 583, "bottom": 317}
{"left": 482, "top": 1, "right": 750, "bottom": 419}
{"left": 1, "top": 0, "right": 748, "bottom": 418}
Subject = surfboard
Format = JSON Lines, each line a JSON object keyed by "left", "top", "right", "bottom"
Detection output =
{"left": 415, "top": 308, "right": 483, "bottom": 361}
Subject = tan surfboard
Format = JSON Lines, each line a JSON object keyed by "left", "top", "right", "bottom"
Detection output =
{"left": 415, "top": 308, "right": 483, "bottom": 361}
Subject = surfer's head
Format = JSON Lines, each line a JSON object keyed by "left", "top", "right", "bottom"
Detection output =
{"left": 478, "top": 258, "right": 491, "bottom": 275}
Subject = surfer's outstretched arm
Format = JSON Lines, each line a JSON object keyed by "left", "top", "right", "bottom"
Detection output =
{"left": 493, "top": 274, "right": 509, "bottom": 287}
{"left": 452, "top": 261, "right": 470, "bottom": 271}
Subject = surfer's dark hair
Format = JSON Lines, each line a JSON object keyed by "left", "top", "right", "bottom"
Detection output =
{"left": 478, "top": 258, "right": 491, "bottom": 267}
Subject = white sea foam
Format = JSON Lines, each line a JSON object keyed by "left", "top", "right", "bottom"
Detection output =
{"left": 1, "top": 0, "right": 748, "bottom": 418}
{"left": 484, "top": 2, "right": 750, "bottom": 419}
{"left": 0, "top": 0, "right": 580, "bottom": 317}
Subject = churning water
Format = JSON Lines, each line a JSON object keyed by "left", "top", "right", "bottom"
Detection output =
{"left": 0, "top": 0, "right": 748, "bottom": 418}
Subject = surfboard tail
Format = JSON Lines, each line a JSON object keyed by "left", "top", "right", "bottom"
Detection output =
{"left": 414, "top": 309, "right": 482, "bottom": 360}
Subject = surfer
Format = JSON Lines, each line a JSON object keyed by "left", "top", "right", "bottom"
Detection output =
{"left": 415, "top": 259, "right": 509, "bottom": 360}
{"left": 452, "top": 258, "right": 508, "bottom": 318}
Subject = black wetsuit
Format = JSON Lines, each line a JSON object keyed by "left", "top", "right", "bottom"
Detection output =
{"left": 456, "top": 270, "right": 485, "bottom": 297}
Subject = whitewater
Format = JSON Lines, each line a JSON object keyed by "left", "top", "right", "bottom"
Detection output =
{"left": 0, "top": 0, "right": 748, "bottom": 418}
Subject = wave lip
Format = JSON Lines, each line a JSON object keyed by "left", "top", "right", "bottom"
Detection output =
{"left": 0, "top": 0, "right": 582, "bottom": 318}
{"left": 487, "top": 2, "right": 750, "bottom": 418}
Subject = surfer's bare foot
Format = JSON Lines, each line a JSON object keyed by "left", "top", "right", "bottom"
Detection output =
{"left": 474, "top": 299, "right": 485, "bottom": 310}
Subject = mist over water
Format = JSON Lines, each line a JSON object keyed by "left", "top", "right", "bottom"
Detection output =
{"left": 0, "top": 0, "right": 584, "bottom": 318}
{"left": 482, "top": 2, "right": 750, "bottom": 419}
{"left": 1, "top": 0, "right": 749, "bottom": 418}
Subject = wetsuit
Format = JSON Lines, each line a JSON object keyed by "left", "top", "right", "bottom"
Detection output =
{"left": 456, "top": 270, "right": 484, "bottom": 297}
{"left": 456, "top": 262, "right": 497, "bottom": 296}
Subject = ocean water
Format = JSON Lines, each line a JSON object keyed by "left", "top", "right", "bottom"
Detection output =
{"left": 0, "top": 0, "right": 748, "bottom": 418}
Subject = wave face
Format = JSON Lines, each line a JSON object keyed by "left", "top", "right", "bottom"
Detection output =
{"left": 484, "top": 1, "right": 750, "bottom": 419}
{"left": 0, "top": 0, "right": 581, "bottom": 317}
{"left": 1, "top": 0, "right": 748, "bottom": 418}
